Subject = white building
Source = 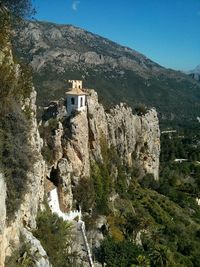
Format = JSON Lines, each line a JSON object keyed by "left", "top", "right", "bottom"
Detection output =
{"left": 66, "top": 80, "right": 87, "bottom": 114}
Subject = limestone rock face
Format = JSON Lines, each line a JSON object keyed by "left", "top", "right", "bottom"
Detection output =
{"left": 0, "top": 174, "right": 6, "bottom": 235}
{"left": 0, "top": 56, "right": 160, "bottom": 266}
{"left": 0, "top": 174, "right": 7, "bottom": 265}
{"left": 63, "top": 110, "right": 90, "bottom": 178}
{"left": 0, "top": 41, "right": 46, "bottom": 264}
{"left": 87, "top": 90, "right": 108, "bottom": 162}
{"left": 139, "top": 109, "right": 160, "bottom": 180}
{"left": 21, "top": 228, "right": 51, "bottom": 267}
{"left": 44, "top": 89, "right": 160, "bottom": 212}
{"left": 20, "top": 88, "right": 45, "bottom": 229}
{"left": 87, "top": 90, "right": 160, "bottom": 179}
{"left": 0, "top": 94, "right": 46, "bottom": 266}
{"left": 57, "top": 158, "right": 73, "bottom": 212}
{"left": 0, "top": 88, "right": 46, "bottom": 266}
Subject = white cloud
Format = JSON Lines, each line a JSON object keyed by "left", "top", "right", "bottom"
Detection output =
{"left": 72, "top": 1, "right": 80, "bottom": 11}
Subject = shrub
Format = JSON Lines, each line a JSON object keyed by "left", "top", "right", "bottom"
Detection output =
{"left": 41, "top": 145, "right": 54, "bottom": 164}
{"left": 72, "top": 177, "right": 95, "bottom": 211}
{"left": 0, "top": 36, "right": 34, "bottom": 220}
{"left": 134, "top": 104, "right": 148, "bottom": 116}
{"left": 34, "top": 208, "right": 78, "bottom": 267}
{"left": 0, "top": 105, "right": 35, "bottom": 220}
{"left": 91, "top": 163, "right": 110, "bottom": 214}
{"left": 96, "top": 236, "right": 148, "bottom": 267}
{"left": 140, "top": 173, "right": 159, "bottom": 190}
{"left": 5, "top": 235, "right": 35, "bottom": 267}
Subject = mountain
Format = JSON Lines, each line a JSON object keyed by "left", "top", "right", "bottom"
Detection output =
{"left": 13, "top": 21, "right": 200, "bottom": 125}
{"left": 187, "top": 65, "right": 200, "bottom": 82}
{"left": 2, "top": 13, "right": 200, "bottom": 267}
{"left": 0, "top": 23, "right": 161, "bottom": 263}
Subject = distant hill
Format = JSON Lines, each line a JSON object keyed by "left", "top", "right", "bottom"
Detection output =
{"left": 187, "top": 65, "right": 200, "bottom": 82}
{"left": 13, "top": 21, "right": 200, "bottom": 125}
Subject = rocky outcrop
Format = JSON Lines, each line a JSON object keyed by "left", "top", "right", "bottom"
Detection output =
{"left": 63, "top": 109, "right": 90, "bottom": 178}
{"left": 57, "top": 159, "right": 73, "bottom": 212}
{"left": 87, "top": 90, "right": 160, "bottom": 179}
{"left": 187, "top": 65, "right": 200, "bottom": 82}
{"left": 0, "top": 174, "right": 6, "bottom": 231}
{"left": 21, "top": 228, "right": 51, "bottom": 267}
{"left": 42, "top": 88, "right": 160, "bottom": 213}
{"left": 0, "top": 79, "right": 160, "bottom": 265}
{"left": 1, "top": 11, "right": 161, "bottom": 267}
{"left": 0, "top": 88, "right": 46, "bottom": 266}
{"left": 0, "top": 39, "right": 46, "bottom": 265}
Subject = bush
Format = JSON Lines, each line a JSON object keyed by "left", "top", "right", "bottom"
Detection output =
{"left": 134, "top": 104, "right": 148, "bottom": 116}
{"left": 34, "top": 208, "right": 78, "bottom": 267}
{"left": 91, "top": 163, "right": 110, "bottom": 214}
{"left": 73, "top": 177, "right": 95, "bottom": 211}
{"left": 5, "top": 236, "right": 35, "bottom": 267}
{"left": 0, "top": 105, "right": 35, "bottom": 220}
{"left": 0, "top": 35, "right": 34, "bottom": 220}
{"left": 140, "top": 173, "right": 159, "bottom": 190}
{"left": 96, "top": 236, "right": 148, "bottom": 267}
{"left": 41, "top": 145, "right": 54, "bottom": 164}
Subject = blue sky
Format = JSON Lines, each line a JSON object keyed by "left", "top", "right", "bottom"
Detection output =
{"left": 32, "top": 0, "right": 200, "bottom": 71}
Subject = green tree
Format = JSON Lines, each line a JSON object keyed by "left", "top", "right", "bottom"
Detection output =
{"left": 73, "top": 177, "right": 95, "bottom": 211}
{"left": 0, "top": 0, "right": 35, "bottom": 18}
{"left": 149, "top": 245, "right": 169, "bottom": 267}
{"left": 34, "top": 209, "right": 78, "bottom": 267}
{"left": 97, "top": 237, "right": 148, "bottom": 267}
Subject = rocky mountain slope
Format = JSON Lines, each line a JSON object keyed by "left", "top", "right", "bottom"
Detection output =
{"left": 187, "top": 65, "right": 200, "bottom": 82}
{"left": 2, "top": 12, "right": 200, "bottom": 266}
{"left": 0, "top": 15, "right": 160, "bottom": 264}
{"left": 13, "top": 21, "right": 200, "bottom": 125}
{"left": 42, "top": 89, "right": 160, "bottom": 206}
{"left": 0, "top": 18, "right": 49, "bottom": 265}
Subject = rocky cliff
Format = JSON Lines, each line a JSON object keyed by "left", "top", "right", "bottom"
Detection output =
{"left": 42, "top": 88, "right": 160, "bottom": 215}
{"left": 0, "top": 48, "right": 160, "bottom": 265}
{"left": 0, "top": 13, "right": 160, "bottom": 267}
{"left": 0, "top": 77, "right": 160, "bottom": 267}
{"left": 0, "top": 89, "right": 49, "bottom": 267}
{"left": 0, "top": 43, "right": 160, "bottom": 266}
{"left": 0, "top": 16, "right": 50, "bottom": 265}
{"left": 0, "top": 87, "right": 49, "bottom": 266}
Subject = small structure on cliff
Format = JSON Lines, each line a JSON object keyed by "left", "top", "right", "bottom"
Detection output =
{"left": 66, "top": 80, "right": 87, "bottom": 114}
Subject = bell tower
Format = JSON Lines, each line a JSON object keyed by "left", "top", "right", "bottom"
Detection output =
{"left": 66, "top": 80, "right": 87, "bottom": 114}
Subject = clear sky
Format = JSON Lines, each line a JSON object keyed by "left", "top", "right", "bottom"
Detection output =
{"left": 32, "top": 0, "right": 200, "bottom": 71}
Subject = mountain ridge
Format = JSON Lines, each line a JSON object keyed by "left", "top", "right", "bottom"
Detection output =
{"left": 187, "top": 65, "right": 200, "bottom": 82}
{"left": 13, "top": 20, "right": 200, "bottom": 125}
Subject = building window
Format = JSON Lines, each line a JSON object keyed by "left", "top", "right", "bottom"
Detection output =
{"left": 71, "top": 97, "right": 75, "bottom": 105}
{"left": 80, "top": 97, "right": 83, "bottom": 107}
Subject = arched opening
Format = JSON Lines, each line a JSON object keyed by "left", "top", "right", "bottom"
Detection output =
{"left": 80, "top": 97, "right": 83, "bottom": 107}
{"left": 71, "top": 97, "right": 75, "bottom": 105}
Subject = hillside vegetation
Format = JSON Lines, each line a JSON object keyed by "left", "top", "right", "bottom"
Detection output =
{"left": 0, "top": 6, "right": 35, "bottom": 220}
{"left": 88, "top": 127, "right": 200, "bottom": 267}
